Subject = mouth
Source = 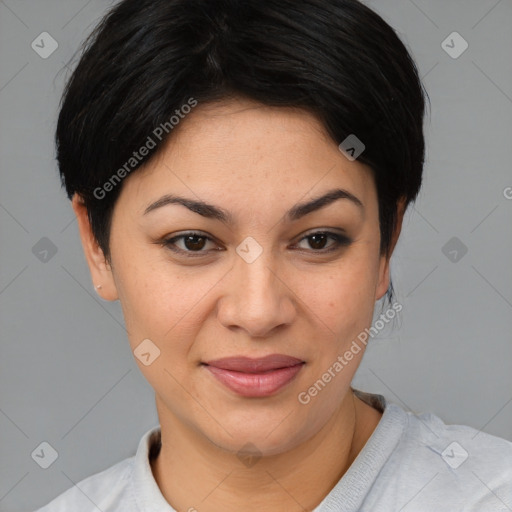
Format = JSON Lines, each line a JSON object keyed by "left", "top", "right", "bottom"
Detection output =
{"left": 202, "top": 354, "right": 305, "bottom": 398}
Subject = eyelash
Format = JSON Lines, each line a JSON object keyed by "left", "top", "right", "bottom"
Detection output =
{"left": 159, "top": 231, "right": 352, "bottom": 257}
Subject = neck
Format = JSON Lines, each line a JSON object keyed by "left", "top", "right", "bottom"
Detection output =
{"left": 151, "top": 391, "right": 382, "bottom": 512}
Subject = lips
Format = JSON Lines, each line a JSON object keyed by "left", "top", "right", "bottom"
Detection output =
{"left": 202, "top": 354, "right": 305, "bottom": 397}
{"left": 204, "top": 354, "right": 304, "bottom": 373}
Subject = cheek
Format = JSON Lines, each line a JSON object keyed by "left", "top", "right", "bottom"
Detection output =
{"left": 294, "top": 256, "right": 379, "bottom": 412}
{"left": 113, "top": 251, "right": 219, "bottom": 351}
{"left": 304, "top": 251, "right": 380, "bottom": 341}
{"left": 113, "top": 258, "right": 207, "bottom": 396}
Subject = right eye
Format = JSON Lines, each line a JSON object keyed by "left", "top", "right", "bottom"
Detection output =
{"left": 160, "top": 232, "right": 222, "bottom": 256}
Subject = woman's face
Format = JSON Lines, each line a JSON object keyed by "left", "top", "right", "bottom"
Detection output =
{"left": 82, "top": 97, "right": 394, "bottom": 456}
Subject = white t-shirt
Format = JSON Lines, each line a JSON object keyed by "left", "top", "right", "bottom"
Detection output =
{"left": 34, "top": 391, "right": 512, "bottom": 511}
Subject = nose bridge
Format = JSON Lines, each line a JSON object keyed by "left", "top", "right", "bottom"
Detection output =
{"left": 218, "top": 236, "right": 295, "bottom": 336}
{"left": 235, "top": 237, "right": 280, "bottom": 305}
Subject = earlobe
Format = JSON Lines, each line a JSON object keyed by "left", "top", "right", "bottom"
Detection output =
{"left": 71, "top": 194, "right": 119, "bottom": 301}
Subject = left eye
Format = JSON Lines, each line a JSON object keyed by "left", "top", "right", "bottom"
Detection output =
{"left": 295, "top": 231, "right": 351, "bottom": 252}
{"left": 160, "top": 231, "right": 351, "bottom": 256}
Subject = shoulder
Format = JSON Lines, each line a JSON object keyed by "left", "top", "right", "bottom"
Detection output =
{"left": 34, "top": 456, "right": 134, "bottom": 512}
{"left": 404, "top": 406, "right": 512, "bottom": 471}
{"left": 377, "top": 403, "right": 512, "bottom": 510}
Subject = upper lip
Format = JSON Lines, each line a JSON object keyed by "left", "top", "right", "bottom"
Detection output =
{"left": 203, "top": 354, "right": 304, "bottom": 373}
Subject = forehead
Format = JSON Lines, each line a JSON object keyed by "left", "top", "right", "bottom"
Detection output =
{"left": 118, "top": 97, "right": 377, "bottom": 217}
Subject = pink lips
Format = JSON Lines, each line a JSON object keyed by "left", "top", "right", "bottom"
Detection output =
{"left": 203, "top": 354, "right": 305, "bottom": 397}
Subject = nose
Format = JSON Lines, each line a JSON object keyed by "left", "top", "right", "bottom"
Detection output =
{"left": 216, "top": 248, "right": 296, "bottom": 338}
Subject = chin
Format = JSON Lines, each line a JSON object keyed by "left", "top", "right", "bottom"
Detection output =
{"left": 201, "top": 407, "right": 316, "bottom": 457}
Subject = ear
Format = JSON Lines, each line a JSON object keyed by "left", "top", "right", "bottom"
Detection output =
{"left": 375, "top": 197, "right": 407, "bottom": 301}
{"left": 71, "top": 194, "right": 119, "bottom": 301}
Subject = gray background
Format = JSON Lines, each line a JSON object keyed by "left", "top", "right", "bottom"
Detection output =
{"left": 0, "top": 0, "right": 511, "bottom": 510}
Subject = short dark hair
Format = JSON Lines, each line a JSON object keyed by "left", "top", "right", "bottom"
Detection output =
{"left": 56, "top": 0, "right": 427, "bottom": 305}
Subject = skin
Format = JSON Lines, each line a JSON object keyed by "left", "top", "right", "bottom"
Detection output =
{"left": 73, "top": 97, "right": 405, "bottom": 511}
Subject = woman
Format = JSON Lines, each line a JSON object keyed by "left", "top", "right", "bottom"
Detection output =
{"left": 36, "top": 0, "right": 512, "bottom": 510}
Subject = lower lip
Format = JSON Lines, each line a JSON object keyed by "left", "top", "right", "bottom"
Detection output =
{"left": 204, "top": 363, "right": 304, "bottom": 397}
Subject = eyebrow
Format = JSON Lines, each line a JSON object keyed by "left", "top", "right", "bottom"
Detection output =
{"left": 143, "top": 188, "right": 364, "bottom": 223}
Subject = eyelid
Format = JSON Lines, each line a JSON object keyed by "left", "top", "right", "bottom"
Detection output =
{"left": 293, "top": 231, "right": 352, "bottom": 253}
{"left": 159, "top": 231, "right": 220, "bottom": 256}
